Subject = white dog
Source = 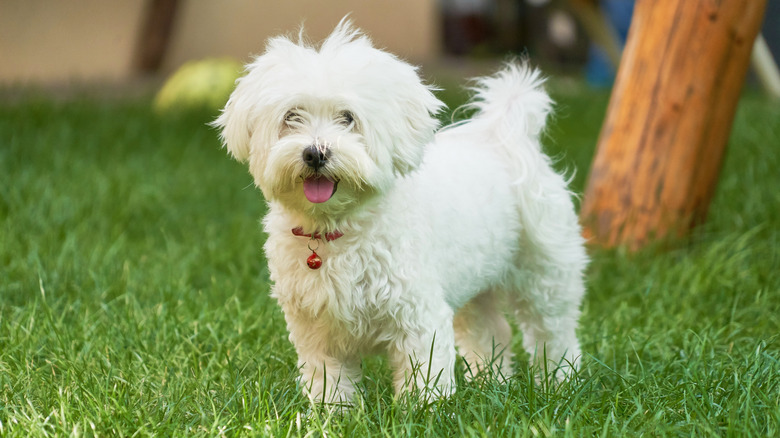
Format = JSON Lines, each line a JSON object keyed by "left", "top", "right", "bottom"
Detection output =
{"left": 214, "top": 20, "right": 587, "bottom": 405}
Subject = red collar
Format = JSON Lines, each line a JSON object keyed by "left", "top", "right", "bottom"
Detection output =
{"left": 291, "top": 227, "right": 344, "bottom": 241}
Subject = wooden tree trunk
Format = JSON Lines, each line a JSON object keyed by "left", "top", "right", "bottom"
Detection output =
{"left": 133, "top": 0, "right": 180, "bottom": 73}
{"left": 579, "top": 0, "right": 767, "bottom": 250}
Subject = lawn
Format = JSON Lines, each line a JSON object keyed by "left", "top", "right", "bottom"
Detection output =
{"left": 0, "top": 80, "right": 778, "bottom": 436}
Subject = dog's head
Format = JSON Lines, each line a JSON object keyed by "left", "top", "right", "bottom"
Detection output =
{"left": 213, "top": 20, "right": 443, "bottom": 219}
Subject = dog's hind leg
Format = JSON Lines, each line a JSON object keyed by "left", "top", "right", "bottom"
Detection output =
{"left": 453, "top": 289, "right": 514, "bottom": 380}
{"left": 507, "top": 252, "right": 585, "bottom": 382}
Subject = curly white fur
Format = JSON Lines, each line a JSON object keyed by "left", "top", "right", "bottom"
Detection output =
{"left": 214, "top": 19, "right": 588, "bottom": 405}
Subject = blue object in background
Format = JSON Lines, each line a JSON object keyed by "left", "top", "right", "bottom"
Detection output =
{"left": 585, "top": 0, "right": 635, "bottom": 87}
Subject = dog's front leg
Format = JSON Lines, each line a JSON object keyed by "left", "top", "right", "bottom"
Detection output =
{"left": 297, "top": 351, "right": 361, "bottom": 406}
{"left": 388, "top": 306, "right": 457, "bottom": 401}
{"left": 285, "top": 312, "right": 361, "bottom": 406}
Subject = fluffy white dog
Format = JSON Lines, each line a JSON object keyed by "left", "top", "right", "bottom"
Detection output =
{"left": 214, "top": 20, "right": 588, "bottom": 405}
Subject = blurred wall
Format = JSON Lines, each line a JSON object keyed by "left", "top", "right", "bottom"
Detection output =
{"left": 0, "top": 0, "right": 439, "bottom": 85}
{"left": 0, "top": 0, "right": 146, "bottom": 84}
{"left": 164, "top": 0, "right": 440, "bottom": 70}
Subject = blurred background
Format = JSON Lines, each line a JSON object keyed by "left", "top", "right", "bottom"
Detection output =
{"left": 2, "top": 0, "right": 778, "bottom": 93}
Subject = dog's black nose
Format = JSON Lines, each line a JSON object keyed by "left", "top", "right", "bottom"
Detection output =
{"left": 302, "top": 145, "right": 328, "bottom": 170}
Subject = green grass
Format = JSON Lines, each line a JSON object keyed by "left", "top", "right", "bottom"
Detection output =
{"left": 1, "top": 84, "right": 778, "bottom": 436}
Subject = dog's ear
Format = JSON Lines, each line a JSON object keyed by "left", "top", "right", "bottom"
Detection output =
{"left": 212, "top": 35, "right": 300, "bottom": 163}
{"left": 360, "top": 68, "right": 444, "bottom": 177}
{"left": 390, "top": 85, "right": 444, "bottom": 175}
{"left": 212, "top": 78, "right": 253, "bottom": 162}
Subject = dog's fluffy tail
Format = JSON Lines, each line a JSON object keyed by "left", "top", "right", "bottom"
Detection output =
{"left": 457, "top": 61, "right": 556, "bottom": 187}
{"left": 466, "top": 61, "right": 552, "bottom": 143}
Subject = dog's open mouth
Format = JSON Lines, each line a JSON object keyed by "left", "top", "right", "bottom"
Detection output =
{"left": 303, "top": 175, "right": 337, "bottom": 203}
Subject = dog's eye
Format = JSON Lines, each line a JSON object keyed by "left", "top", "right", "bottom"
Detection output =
{"left": 284, "top": 110, "right": 303, "bottom": 125}
{"left": 338, "top": 110, "right": 355, "bottom": 127}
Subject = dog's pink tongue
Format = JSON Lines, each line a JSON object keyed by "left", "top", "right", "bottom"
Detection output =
{"left": 303, "top": 176, "right": 335, "bottom": 203}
